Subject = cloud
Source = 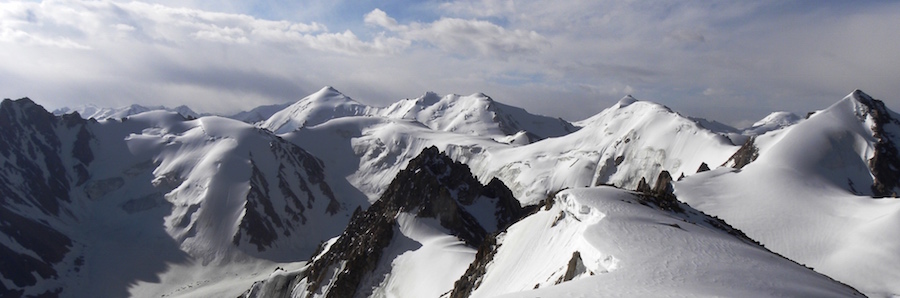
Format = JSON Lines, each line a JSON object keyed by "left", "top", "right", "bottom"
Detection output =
{"left": 0, "top": 1, "right": 404, "bottom": 56}
{"left": 410, "top": 17, "right": 546, "bottom": 57}
{"left": 297, "top": 30, "right": 410, "bottom": 55}
{"left": 1, "top": 0, "right": 899, "bottom": 127}
{"left": 364, "top": 8, "right": 402, "bottom": 31}
{"left": 193, "top": 26, "right": 248, "bottom": 43}
{"left": 364, "top": 8, "right": 547, "bottom": 58}
{"left": 438, "top": 0, "right": 516, "bottom": 18}
{"left": 0, "top": 27, "right": 91, "bottom": 49}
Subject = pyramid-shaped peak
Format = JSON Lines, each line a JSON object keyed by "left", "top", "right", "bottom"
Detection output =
{"left": 469, "top": 92, "right": 493, "bottom": 101}
{"left": 837, "top": 89, "right": 895, "bottom": 122}
{"left": 315, "top": 86, "right": 343, "bottom": 95}
{"left": 617, "top": 95, "right": 638, "bottom": 107}
{"left": 418, "top": 91, "right": 442, "bottom": 105}
{"left": 303, "top": 86, "right": 357, "bottom": 103}
{"left": 848, "top": 89, "right": 877, "bottom": 106}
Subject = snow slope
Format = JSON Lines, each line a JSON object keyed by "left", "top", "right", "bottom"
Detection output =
{"left": 455, "top": 187, "right": 863, "bottom": 297}
{"left": 676, "top": 90, "right": 900, "bottom": 297}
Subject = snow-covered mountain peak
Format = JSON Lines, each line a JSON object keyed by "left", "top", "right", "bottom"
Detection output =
{"left": 418, "top": 91, "right": 441, "bottom": 105}
{"left": 259, "top": 88, "right": 576, "bottom": 141}
{"left": 841, "top": 89, "right": 897, "bottom": 125}
{"left": 740, "top": 111, "right": 802, "bottom": 136}
{"left": 261, "top": 86, "right": 370, "bottom": 133}
{"left": 576, "top": 96, "right": 676, "bottom": 128}
{"left": 469, "top": 92, "right": 492, "bottom": 100}
{"left": 750, "top": 111, "right": 801, "bottom": 129}
{"left": 616, "top": 94, "right": 638, "bottom": 107}
{"left": 312, "top": 85, "right": 346, "bottom": 99}
{"left": 410, "top": 92, "right": 576, "bottom": 142}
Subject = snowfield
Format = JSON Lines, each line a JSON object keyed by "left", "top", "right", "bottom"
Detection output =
{"left": 468, "top": 187, "right": 862, "bottom": 297}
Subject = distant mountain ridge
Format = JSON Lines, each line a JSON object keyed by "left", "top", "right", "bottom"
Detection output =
{"left": 52, "top": 104, "right": 205, "bottom": 120}
{"left": 261, "top": 86, "right": 577, "bottom": 143}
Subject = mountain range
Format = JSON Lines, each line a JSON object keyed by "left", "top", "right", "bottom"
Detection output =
{"left": 2, "top": 86, "right": 898, "bottom": 297}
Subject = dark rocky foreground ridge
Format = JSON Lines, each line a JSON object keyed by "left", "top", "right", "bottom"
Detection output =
{"left": 242, "top": 146, "right": 529, "bottom": 298}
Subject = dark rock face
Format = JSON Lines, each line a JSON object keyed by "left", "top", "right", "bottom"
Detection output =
{"left": 233, "top": 136, "right": 341, "bottom": 253}
{"left": 0, "top": 98, "right": 94, "bottom": 296}
{"left": 635, "top": 171, "right": 683, "bottom": 213}
{"left": 289, "top": 146, "right": 524, "bottom": 298}
{"left": 697, "top": 162, "right": 711, "bottom": 173}
{"left": 449, "top": 234, "right": 499, "bottom": 298}
{"left": 723, "top": 136, "right": 759, "bottom": 169}
{"left": 852, "top": 90, "right": 900, "bottom": 197}
{"left": 560, "top": 251, "right": 587, "bottom": 283}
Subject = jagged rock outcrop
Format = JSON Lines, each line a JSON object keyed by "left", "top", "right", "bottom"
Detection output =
{"left": 266, "top": 146, "right": 525, "bottom": 298}
{"left": 697, "top": 162, "right": 711, "bottom": 173}
{"left": 448, "top": 234, "right": 498, "bottom": 298}
{"left": 852, "top": 90, "right": 900, "bottom": 197}
{"left": 233, "top": 140, "right": 341, "bottom": 252}
{"left": 634, "top": 171, "right": 682, "bottom": 213}
{"left": 723, "top": 136, "right": 759, "bottom": 169}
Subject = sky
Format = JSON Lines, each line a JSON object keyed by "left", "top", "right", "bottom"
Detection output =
{"left": 1, "top": 0, "right": 898, "bottom": 127}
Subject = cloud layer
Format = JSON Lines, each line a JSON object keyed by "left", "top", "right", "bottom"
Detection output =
{"left": 1, "top": 0, "right": 898, "bottom": 126}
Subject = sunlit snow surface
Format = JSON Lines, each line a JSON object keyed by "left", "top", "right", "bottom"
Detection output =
{"left": 469, "top": 187, "right": 861, "bottom": 297}
{"left": 676, "top": 92, "right": 900, "bottom": 297}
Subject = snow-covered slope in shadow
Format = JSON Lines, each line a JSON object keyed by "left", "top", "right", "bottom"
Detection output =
{"left": 1, "top": 98, "right": 364, "bottom": 297}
